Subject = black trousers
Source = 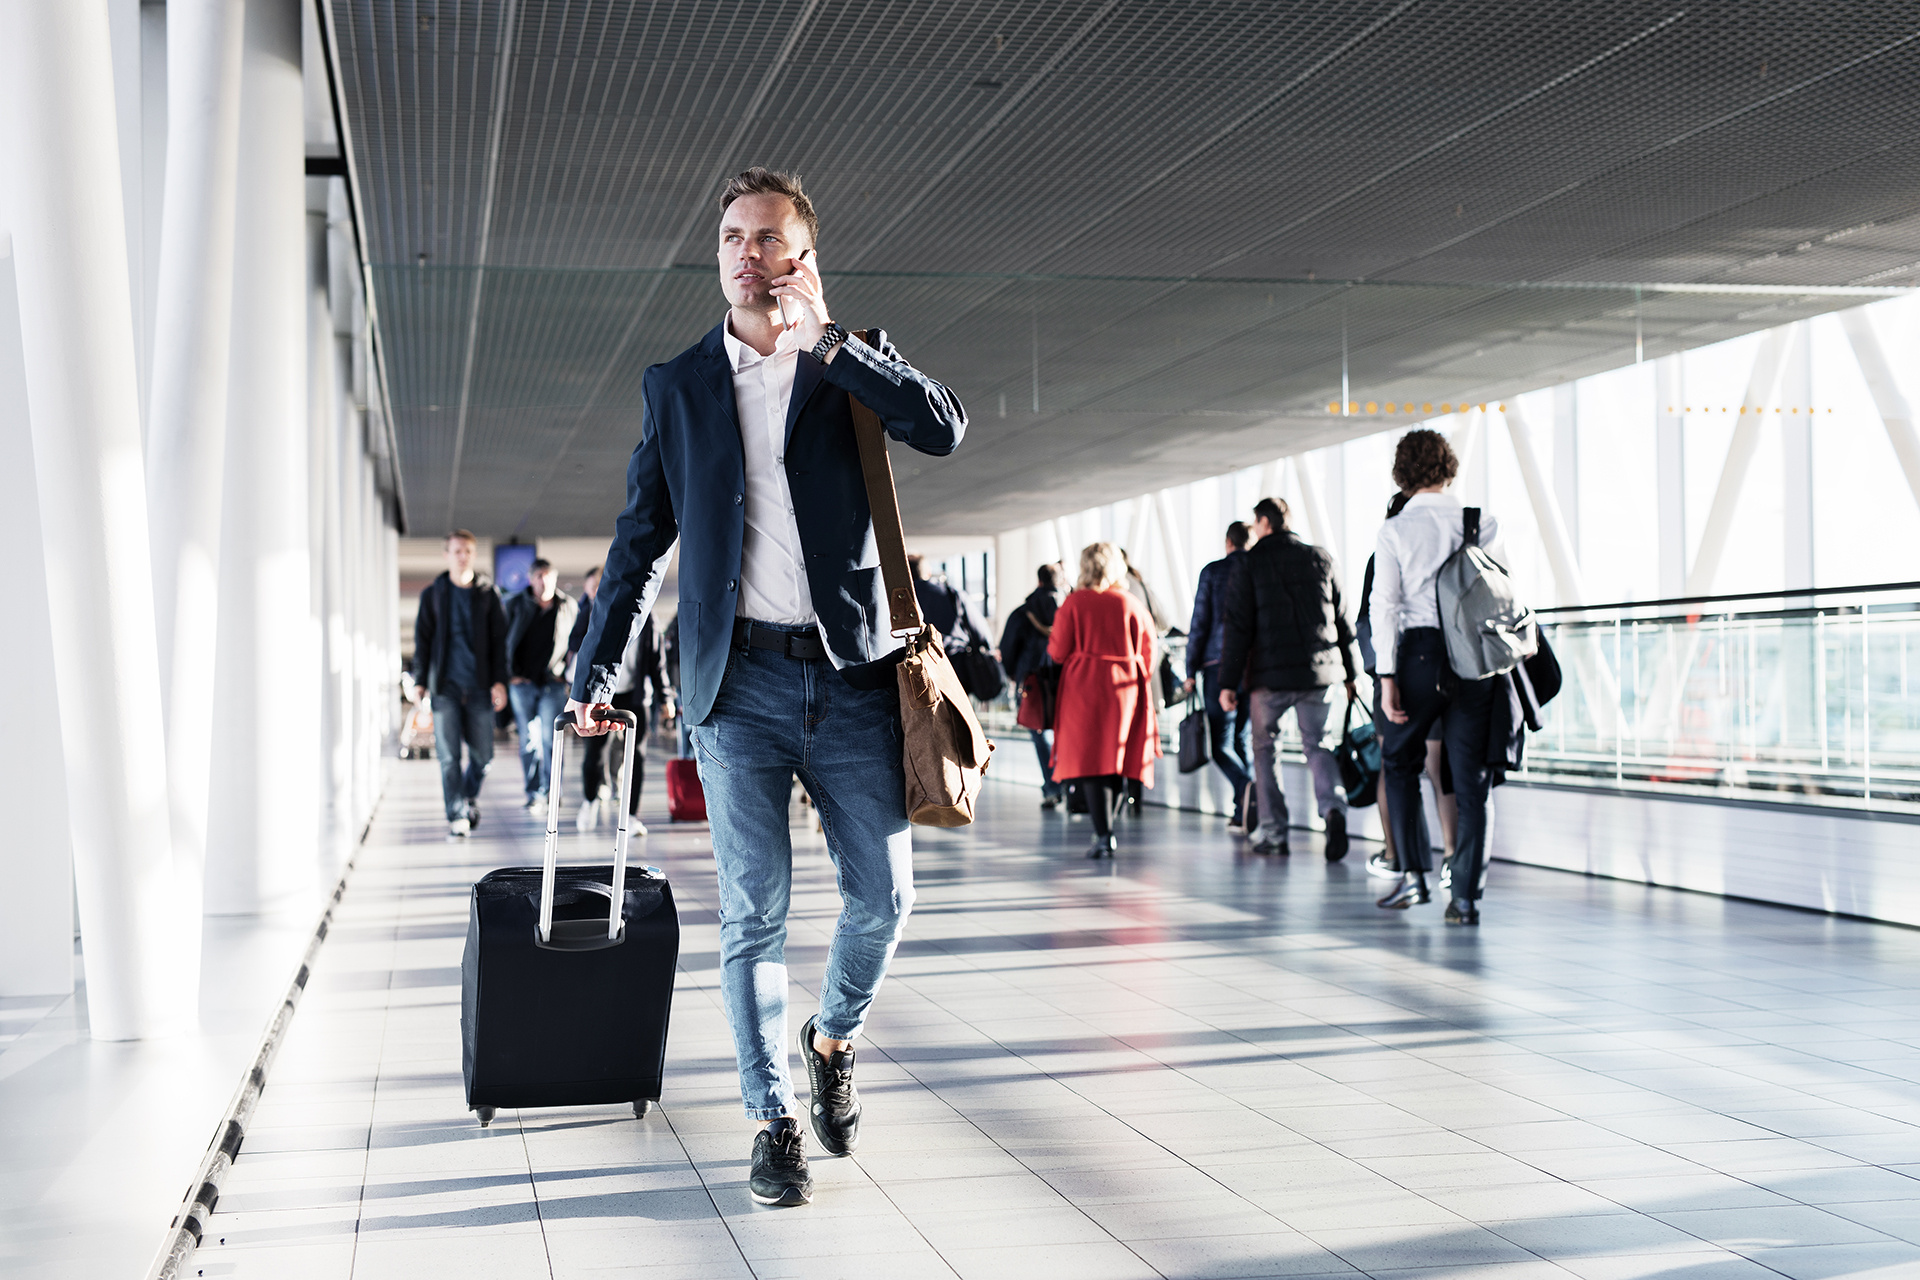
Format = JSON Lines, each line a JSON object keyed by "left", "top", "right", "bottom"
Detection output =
{"left": 582, "top": 691, "right": 647, "bottom": 814}
{"left": 1380, "top": 629, "right": 1493, "bottom": 901}
{"left": 1073, "top": 775, "right": 1128, "bottom": 838}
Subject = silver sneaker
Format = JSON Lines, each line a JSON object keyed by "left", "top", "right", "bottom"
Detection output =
{"left": 448, "top": 817, "right": 471, "bottom": 838}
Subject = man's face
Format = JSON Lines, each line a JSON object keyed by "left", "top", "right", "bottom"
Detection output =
{"left": 445, "top": 537, "right": 476, "bottom": 576}
{"left": 528, "top": 565, "right": 554, "bottom": 599}
{"left": 583, "top": 572, "right": 600, "bottom": 600}
{"left": 718, "top": 193, "right": 810, "bottom": 311}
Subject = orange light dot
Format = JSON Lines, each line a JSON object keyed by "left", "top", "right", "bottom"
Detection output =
{"left": 1422, "top": 402, "right": 1433, "bottom": 413}
{"left": 1440, "top": 402, "right": 1452, "bottom": 413}
{"left": 1349, "top": 401, "right": 1360, "bottom": 414}
{"left": 1327, "top": 402, "right": 1340, "bottom": 413}
{"left": 1365, "top": 401, "right": 1378, "bottom": 413}
{"left": 1497, "top": 403, "right": 1506, "bottom": 412}
{"left": 1477, "top": 403, "right": 1487, "bottom": 412}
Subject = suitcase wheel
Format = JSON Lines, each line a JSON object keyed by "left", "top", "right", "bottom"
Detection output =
{"left": 632, "top": 1099, "right": 653, "bottom": 1119}
{"left": 474, "top": 1106, "right": 497, "bottom": 1127}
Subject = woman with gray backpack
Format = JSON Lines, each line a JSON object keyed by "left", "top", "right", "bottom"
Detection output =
{"left": 1368, "top": 428, "right": 1535, "bottom": 925}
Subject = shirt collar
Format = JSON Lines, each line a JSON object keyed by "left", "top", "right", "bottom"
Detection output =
{"left": 722, "top": 311, "right": 803, "bottom": 371}
{"left": 1405, "top": 491, "right": 1461, "bottom": 510}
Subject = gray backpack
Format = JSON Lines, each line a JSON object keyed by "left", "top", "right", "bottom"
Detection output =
{"left": 1436, "top": 508, "right": 1537, "bottom": 680}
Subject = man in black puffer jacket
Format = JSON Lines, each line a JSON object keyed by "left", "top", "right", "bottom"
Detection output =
{"left": 998, "top": 563, "right": 1066, "bottom": 808}
{"left": 1218, "top": 498, "right": 1359, "bottom": 860}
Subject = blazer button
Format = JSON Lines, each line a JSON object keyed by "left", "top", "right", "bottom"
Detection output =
{"left": 727, "top": 579, "right": 738, "bottom": 591}
{"left": 734, "top": 493, "right": 743, "bottom": 504}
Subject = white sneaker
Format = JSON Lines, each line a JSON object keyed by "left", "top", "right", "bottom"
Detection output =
{"left": 576, "top": 798, "right": 600, "bottom": 832}
{"left": 1367, "top": 852, "right": 1399, "bottom": 879}
{"left": 1439, "top": 864, "right": 1453, "bottom": 892}
{"left": 448, "top": 817, "right": 471, "bottom": 838}
{"left": 630, "top": 819, "right": 649, "bottom": 837}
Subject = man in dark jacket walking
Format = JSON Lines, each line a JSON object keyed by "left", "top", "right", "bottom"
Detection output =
{"left": 1183, "top": 522, "right": 1256, "bottom": 831}
{"left": 1218, "top": 498, "right": 1359, "bottom": 860}
{"left": 998, "top": 563, "right": 1065, "bottom": 807}
{"left": 504, "top": 558, "right": 579, "bottom": 809}
{"left": 410, "top": 530, "right": 509, "bottom": 837}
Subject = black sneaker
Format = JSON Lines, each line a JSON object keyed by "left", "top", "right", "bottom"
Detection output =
{"left": 797, "top": 1016, "right": 861, "bottom": 1155}
{"left": 467, "top": 802, "right": 482, "bottom": 832}
{"left": 1323, "top": 809, "right": 1348, "bottom": 862}
{"left": 1445, "top": 900, "right": 1480, "bottom": 926}
{"left": 749, "top": 1118, "right": 813, "bottom": 1206}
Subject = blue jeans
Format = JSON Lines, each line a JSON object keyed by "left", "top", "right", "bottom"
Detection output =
{"left": 1200, "top": 664, "right": 1253, "bottom": 820}
{"left": 430, "top": 688, "right": 495, "bottom": 820}
{"left": 688, "top": 623, "right": 914, "bottom": 1120}
{"left": 1028, "top": 728, "right": 1062, "bottom": 800}
{"left": 508, "top": 681, "right": 569, "bottom": 799}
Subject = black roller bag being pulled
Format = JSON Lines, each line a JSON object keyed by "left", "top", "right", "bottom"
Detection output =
{"left": 461, "top": 708, "right": 679, "bottom": 1126}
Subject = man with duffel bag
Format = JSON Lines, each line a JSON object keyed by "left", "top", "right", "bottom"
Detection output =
{"left": 567, "top": 167, "right": 967, "bottom": 1207}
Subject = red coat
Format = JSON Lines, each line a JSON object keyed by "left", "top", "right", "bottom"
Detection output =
{"left": 1047, "top": 586, "right": 1161, "bottom": 785}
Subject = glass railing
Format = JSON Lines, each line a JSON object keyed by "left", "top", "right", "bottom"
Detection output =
{"left": 980, "top": 583, "right": 1920, "bottom": 817}
{"left": 1521, "top": 582, "right": 1920, "bottom": 814}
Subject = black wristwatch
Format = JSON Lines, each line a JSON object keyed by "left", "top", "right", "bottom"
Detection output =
{"left": 809, "top": 322, "right": 848, "bottom": 363}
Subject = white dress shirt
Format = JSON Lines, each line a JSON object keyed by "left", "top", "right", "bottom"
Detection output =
{"left": 1367, "top": 491, "right": 1505, "bottom": 676}
{"left": 721, "top": 314, "right": 817, "bottom": 626}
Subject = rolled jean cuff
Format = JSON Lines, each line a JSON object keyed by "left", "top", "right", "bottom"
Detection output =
{"left": 813, "top": 1020, "right": 862, "bottom": 1042}
{"left": 744, "top": 1101, "right": 796, "bottom": 1122}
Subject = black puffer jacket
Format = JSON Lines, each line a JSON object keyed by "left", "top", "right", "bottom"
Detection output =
{"left": 997, "top": 585, "right": 1063, "bottom": 685}
{"left": 1218, "top": 530, "right": 1358, "bottom": 692}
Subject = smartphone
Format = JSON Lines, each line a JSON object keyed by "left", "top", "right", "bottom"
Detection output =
{"left": 777, "top": 248, "right": 816, "bottom": 330}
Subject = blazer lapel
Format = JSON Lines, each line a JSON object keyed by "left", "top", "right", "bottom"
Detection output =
{"left": 784, "top": 353, "right": 825, "bottom": 449}
{"left": 693, "top": 323, "right": 740, "bottom": 435}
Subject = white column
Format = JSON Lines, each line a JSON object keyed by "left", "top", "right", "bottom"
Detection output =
{"left": 1501, "top": 404, "right": 1587, "bottom": 606}
{"left": 1654, "top": 356, "right": 1686, "bottom": 598}
{"left": 0, "top": 240, "right": 75, "bottom": 997}
{"left": 1838, "top": 309, "right": 1920, "bottom": 514}
{"left": 1322, "top": 444, "right": 1346, "bottom": 570}
{"left": 1289, "top": 452, "right": 1331, "bottom": 548}
{"left": 1686, "top": 328, "right": 1790, "bottom": 597}
{"left": 1781, "top": 323, "right": 1814, "bottom": 592}
{"left": 0, "top": 0, "right": 192, "bottom": 1037}
{"left": 206, "top": 0, "right": 317, "bottom": 913}
{"left": 310, "top": 189, "right": 350, "bottom": 875}
{"left": 1152, "top": 489, "right": 1193, "bottom": 608}
{"left": 1552, "top": 383, "right": 1580, "bottom": 559}
{"left": 145, "top": 0, "right": 246, "bottom": 943}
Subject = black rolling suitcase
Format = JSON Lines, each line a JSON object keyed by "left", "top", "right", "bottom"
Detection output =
{"left": 461, "top": 708, "right": 679, "bottom": 1126}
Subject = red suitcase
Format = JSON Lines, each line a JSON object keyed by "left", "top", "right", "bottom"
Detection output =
{"left": 666, "top": 757, "right": 706, "bottom": 822}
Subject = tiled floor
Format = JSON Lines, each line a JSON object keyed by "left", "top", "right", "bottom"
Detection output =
{"left": 0, "top": 905, "right": 319, "bottom": 1279}
{"left": 197, "top": 751, "right": 1920, "bottom": 1280}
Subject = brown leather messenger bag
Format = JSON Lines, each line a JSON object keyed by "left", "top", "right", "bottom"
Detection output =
{"left": 845, "top": 335, "right": 994, "bottom": 826}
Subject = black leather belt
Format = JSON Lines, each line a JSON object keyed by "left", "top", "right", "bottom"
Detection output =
{"left": 733, "top": 619, "right": 827, "bottom": 661}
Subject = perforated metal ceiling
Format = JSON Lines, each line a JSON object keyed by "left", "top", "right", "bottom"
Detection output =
{"left": 328, "top": 0, "right": 1920, "bottom": 536}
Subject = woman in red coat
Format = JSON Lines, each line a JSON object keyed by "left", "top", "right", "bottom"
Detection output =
{"left": 1049, "top": 541, "right": 1161, "bottom": 858}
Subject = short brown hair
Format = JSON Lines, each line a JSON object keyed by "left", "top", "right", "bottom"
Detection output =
{"left": 718, "top": 167, "right": 819, "bottom": 247}
{"left": 1392, "top": 429, "right": 1459, "bottom": 492}
{"left": 445, "top": 528, "right": 477, "bottom": 546}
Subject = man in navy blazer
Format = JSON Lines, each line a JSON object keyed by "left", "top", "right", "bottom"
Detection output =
{"left": 568, "top": 168, "right": 965, "bottom": 1207}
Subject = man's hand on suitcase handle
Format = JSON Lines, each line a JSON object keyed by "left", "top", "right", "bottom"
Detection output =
{"left": 565, "top": 698, "right": 618, "bottom": 736}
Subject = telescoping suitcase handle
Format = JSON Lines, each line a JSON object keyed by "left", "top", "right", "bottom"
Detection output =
{"left": 540, "top": 708, "right": 639, "bottom": 947}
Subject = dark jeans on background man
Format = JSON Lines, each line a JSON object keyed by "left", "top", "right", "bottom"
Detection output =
{"left": 687, "top": 622, "right": 913, "bottom": 1121}
{"left": 431, "top": 688, "right": 495, "bottom": 820}
{"left": 1028, "top": 728, "right": 1062, "bottom": 801}
{"left": 1200, "top": 664, "right": 1253, "bottom": 823}
{"left": 1379, "top": 628, "right": 1493, "bottom": 902}
{"left": 509, "top": 680, "right": 569, "bottom": 800}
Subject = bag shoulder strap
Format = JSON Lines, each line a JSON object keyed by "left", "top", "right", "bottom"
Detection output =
{"left": 846, "top": 331, "right": 924, "bottom": 635}
{"left": 1463, "top": 507, "right": 1481, "bottom": 548}
{"left": 1025, "top": 609, "right": 1053, "bottom": 636}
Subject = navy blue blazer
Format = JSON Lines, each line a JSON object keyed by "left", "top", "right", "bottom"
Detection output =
{"left": 571, "top": 323, "right": 967, "bottom": 724}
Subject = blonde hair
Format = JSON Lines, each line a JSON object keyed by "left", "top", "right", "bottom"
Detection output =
{"left": 1077, "top": 541, "right": 1124, "bottom": 592}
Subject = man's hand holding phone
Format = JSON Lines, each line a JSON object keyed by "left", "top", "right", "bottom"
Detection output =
{"left": 771, "top": 248, "right": 836, "bottom": 359}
